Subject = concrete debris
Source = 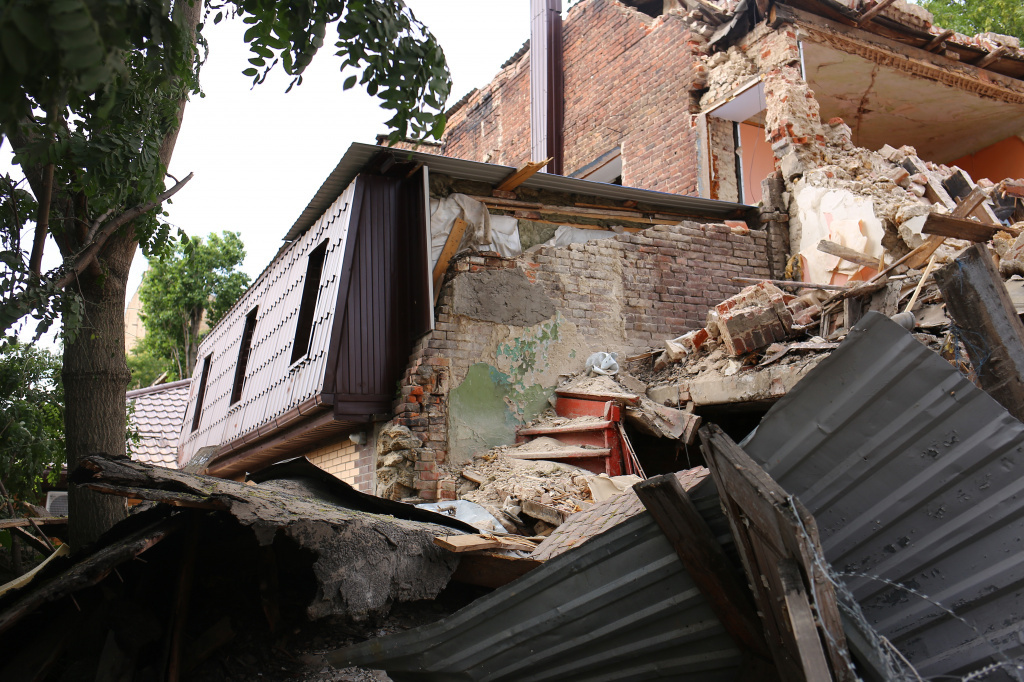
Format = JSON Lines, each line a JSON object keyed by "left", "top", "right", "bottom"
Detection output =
{"left": 453, "top": 451, "right": 595, "bottom": 533}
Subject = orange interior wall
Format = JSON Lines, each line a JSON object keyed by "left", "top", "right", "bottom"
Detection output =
{"left": 950, "top": 136, "right": 1024, "bottom": 182}
{"left": 739, "top": 122, "right": 774, "bottom": 205}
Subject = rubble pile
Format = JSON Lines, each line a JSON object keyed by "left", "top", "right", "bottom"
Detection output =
{"left": 453, "top": 451, "right": 595, "bottom": 533}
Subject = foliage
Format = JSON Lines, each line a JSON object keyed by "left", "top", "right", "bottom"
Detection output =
{"left": 922, "top": 0, "right": 1024, "bottom": 42}
{"left": 0, "top": 0, "right": 451, "bottom": 341}
{"left": 0, "top": 337, "right": 64, "bottom": 505}
{"left": 137, "top": 230, "right": 250, "bottom": 378}
{"left": 126, "top": 347, "right": 169, "bottom": 389}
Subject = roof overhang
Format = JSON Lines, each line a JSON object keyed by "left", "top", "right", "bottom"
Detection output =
{"left": 285, "top": 142, "right": 756, "bottom": 242}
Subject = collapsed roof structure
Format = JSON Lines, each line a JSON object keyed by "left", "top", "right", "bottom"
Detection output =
{"left": 3, "top": 0, "right": 1024, "bottom": 678}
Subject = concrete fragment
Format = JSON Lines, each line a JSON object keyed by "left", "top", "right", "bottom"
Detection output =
{"left": 780, "top": 151, "right": 805, "bottom": 181}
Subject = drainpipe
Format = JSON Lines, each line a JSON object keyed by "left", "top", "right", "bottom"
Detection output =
{"left": 530, "top": 0, "right": 564, "bottom": 174}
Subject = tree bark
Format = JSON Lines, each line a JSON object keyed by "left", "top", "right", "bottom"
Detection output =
{"left": 61, "top": 0, "right": 202, "bottom": 550}
{"left": 63, "top": 233, "right": 136, "bottom": 549}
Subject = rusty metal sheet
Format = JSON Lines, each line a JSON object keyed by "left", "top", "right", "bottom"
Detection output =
{"left": 745, "top": 311, "right": 1024, "bottom": 681}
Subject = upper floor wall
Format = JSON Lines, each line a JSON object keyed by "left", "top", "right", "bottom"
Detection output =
{"left": 440, "top": 0, "right": 707, "bottom": 196}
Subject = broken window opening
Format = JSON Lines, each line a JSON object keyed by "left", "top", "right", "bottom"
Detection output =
{"left": 191, "top": 354, "right": 212, "bottom": 433}
{"left": 230, "top": 306, "right": 259, "bottom": 405}
{"left": 704, "top": 80, "right": 770, "bottom": 205}
{"left": 290, "top": 240, "right": 328, "bottom": 364}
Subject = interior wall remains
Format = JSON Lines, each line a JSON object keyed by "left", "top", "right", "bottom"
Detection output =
{"left": 305, "top": 436, "right": 375, "bottom": 492}
{"left": 384, "top": 221, "right": 772, "bottom": 501}
{"left": 951, "top": 136, "right": 1024, "bottom": 183}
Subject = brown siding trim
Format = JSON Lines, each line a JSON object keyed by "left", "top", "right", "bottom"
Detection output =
{"left": 206, "top": 410, "right": 358, "bottom": 479}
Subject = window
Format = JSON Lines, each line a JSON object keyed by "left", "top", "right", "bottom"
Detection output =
{"left": 230, "top": 306, "right": 258, "bottom": 404}
{"left": 191, "top": 354, "right": 212, "bottom": 432}
{"left": 290, "top": 240, "right": 328, "bottom": 364}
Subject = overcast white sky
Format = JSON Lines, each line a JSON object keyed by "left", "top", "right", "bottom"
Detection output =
{"left": 1, "top": 2, "right": 533, "bottom": 344}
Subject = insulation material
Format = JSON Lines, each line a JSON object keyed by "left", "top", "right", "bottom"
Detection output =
{"left": 428, "top": 194, "right": 494, "bottom": 264}
{"left": 793, "top": 185, "right": 885, "bottom": 285}
{"left": 482, "top": 214, "right": 523, "bottom": 258}
{"left": 545, "top": 225, "right": 619, "bottom": 248}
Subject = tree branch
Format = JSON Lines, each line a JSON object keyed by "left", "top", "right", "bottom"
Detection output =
{"left": 55, "top": 173, "right": 193, "bottom": 291}
{"left": 29, "top": 163, "right": 54, "bottom": 275}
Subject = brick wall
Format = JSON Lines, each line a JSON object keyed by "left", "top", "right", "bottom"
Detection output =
{"left": 390, "top": 222, "right": 771, "bottom": 500}
{"left": 441, "top": 0, "right": 707, "bottom": 195}
{"left": 306, "top": 437, "right": 374, "bottom": 492}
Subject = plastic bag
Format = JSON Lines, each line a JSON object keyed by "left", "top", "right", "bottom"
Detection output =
{"left": 585, "top": 351, "right": 619, "bottom": 376}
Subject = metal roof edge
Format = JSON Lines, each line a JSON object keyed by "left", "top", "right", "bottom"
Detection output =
{"left": 284, "top": 142, "right": 754, "bottom": 242}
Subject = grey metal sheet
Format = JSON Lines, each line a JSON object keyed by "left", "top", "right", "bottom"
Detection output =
{"left": 331, "top": 511, "right": 744, "bottom": 682}
{"left": 284, "top": 142, "right": 752, "bottom": 242}
{"left": 744, "top": 311, "right": 1024, "bottom": 680}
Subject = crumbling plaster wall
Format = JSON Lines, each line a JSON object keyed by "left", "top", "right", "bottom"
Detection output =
{"left": 385, "top": 223, "right": 772, "bottom": 501}
{"left": 441, "top": 0, "right": 709, "bottom": 195}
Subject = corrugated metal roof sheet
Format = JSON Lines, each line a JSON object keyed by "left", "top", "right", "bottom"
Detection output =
{"left": 284, "top": 142, "right": 753, "bottom": 242}
{"left": 330, "top": 510, "right": 745, "bottom": 681}
{"left": 744, "top": 311, "right": 1024, "bottom": 680}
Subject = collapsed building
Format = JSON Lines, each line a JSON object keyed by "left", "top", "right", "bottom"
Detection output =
{"left": 3, "top": 0, "right": 1024, "bottom": 679}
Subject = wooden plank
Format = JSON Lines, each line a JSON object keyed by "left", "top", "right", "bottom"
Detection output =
{"left": 904, "top": 234, "right": 946, "bottom": 270}
{"left": 496, "top": 158, "right": 552, "bottom": 192}
{"left": 975, "top": 45, "right": 1009, "bottom": 69}
{"left": 921, "top": 213, "right": 1003, "bottom": 242}
{"left": 777, "top": 558, "right": 834, "bottom": 681}
{"left": 634, "top": 474, "right": 771, "bottom": 660}
{"left": 700, "top": 425, "right": 854, "bottom": 682}
{"left": 816, "top": 240, "right": 879, "bottom": 269}
{"left": 0, "top": 516, "right": 68, "bottom": 529}
{"left": 451, "top": 553, "right": 543, "bottom": 589}
{"left": 731, "top": 277, "right": 850, "bottom": 291}
{"left": 434, "top": 535, "right": 502, "bottom": 553}
{"left": 934, "top": 244, "right": 1024, "bottom": 423}
{"left": 856, "top": 0, "right": 897, "bottom": 26}
{"left": 431, "top": 217, "right": 468, "bottom": 305}
{"left": 555, "top": 388, "right": 639, "bottom": 405}
{"left": 923, "top": 28, "right": 954, "bottom": 52}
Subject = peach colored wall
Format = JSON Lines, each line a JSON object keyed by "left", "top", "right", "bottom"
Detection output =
{"left": 739, "top": 122, "right": 773, "bottom": 205}
{"left": 951, "top": 136, "right": 1024, "bottom": 183}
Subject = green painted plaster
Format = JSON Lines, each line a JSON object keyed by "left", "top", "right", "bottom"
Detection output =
{"left": 448, "top": 316, "right": 565, "bottom": 463}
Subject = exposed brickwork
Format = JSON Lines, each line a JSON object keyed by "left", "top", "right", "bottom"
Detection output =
{"left": 440, "top": 0, "right": 708, "bottom": 195}
{"left": 709, "top": 281, "right": 794, "bottom": 356}
{"left": 390, "top": 225, "right": 771, "bottom": 499}
{"left": 306, "top": 437, "right": 374, "bottom": 492}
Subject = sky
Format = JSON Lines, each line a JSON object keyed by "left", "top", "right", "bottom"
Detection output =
{"left": 1, "top": 2, "right": 534, "bottom": 346}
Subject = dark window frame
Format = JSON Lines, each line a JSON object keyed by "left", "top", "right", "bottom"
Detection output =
{"left": 190, "top": 354, "right": 213, "bottom": 433}
{"left": 290, "top": 240, "right": 328, "bottom": 364}
{"left": 230, "top": 306, "right": 259, "bottom": 405}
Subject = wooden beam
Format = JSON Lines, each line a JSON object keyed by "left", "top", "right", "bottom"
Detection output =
{"left": 921, "top": 213, "right": 1009, "bottom": 242}
{"left": 731, "top": 276, "right": 850, "bottom": 291}
{"left": 856, "top": 0, "right": 897, "bottom": 26}
{"left": 975, "top": 45, "right": 1009, "bottom": 70}
{"left": 496, "top": 158, "right": 552, "bottom": 192}
{"left": 905, "top": 234, "right": 946, "bottom": 270}
{"left": 0, "top": 516, "right": 68, "bottom": 530}
{"left": 933, "top": 244, "right": 1024, "bottom": 423}
{"left": 634, "top": 474, "right": 771, "bottom": 660}
{"left": 816, "top": 240, "right": 879, "bottom": 269}
{"left": 923, "top": 28, "right": 954, "bottom": 52}
{"left": 431, "top": 217, "right": 468, "bottom": 305}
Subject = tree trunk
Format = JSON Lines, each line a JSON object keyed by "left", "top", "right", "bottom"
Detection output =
{"left": 63, "top": 233, "right": 136, "bottom": 549}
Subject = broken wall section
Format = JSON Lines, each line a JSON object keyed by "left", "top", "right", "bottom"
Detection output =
{"left": 441, "top": 0, "right": 711, "bottom": 195}
{"left": 385, "top": 222, "right": 772, "bottom": 502}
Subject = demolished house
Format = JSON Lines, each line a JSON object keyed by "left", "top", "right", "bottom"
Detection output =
{"left": 3, "top": 0, "right": 1024, "bottom": 678}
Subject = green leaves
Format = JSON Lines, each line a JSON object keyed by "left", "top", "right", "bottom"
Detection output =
{"left": 923, "top": 0, "right": 1024, "bottom": 42}
{"left": 0, "top": 337, "right": 65, "bottom": 502}
{"left": 137, "top": 230, "right": 251, "bottom": 378}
